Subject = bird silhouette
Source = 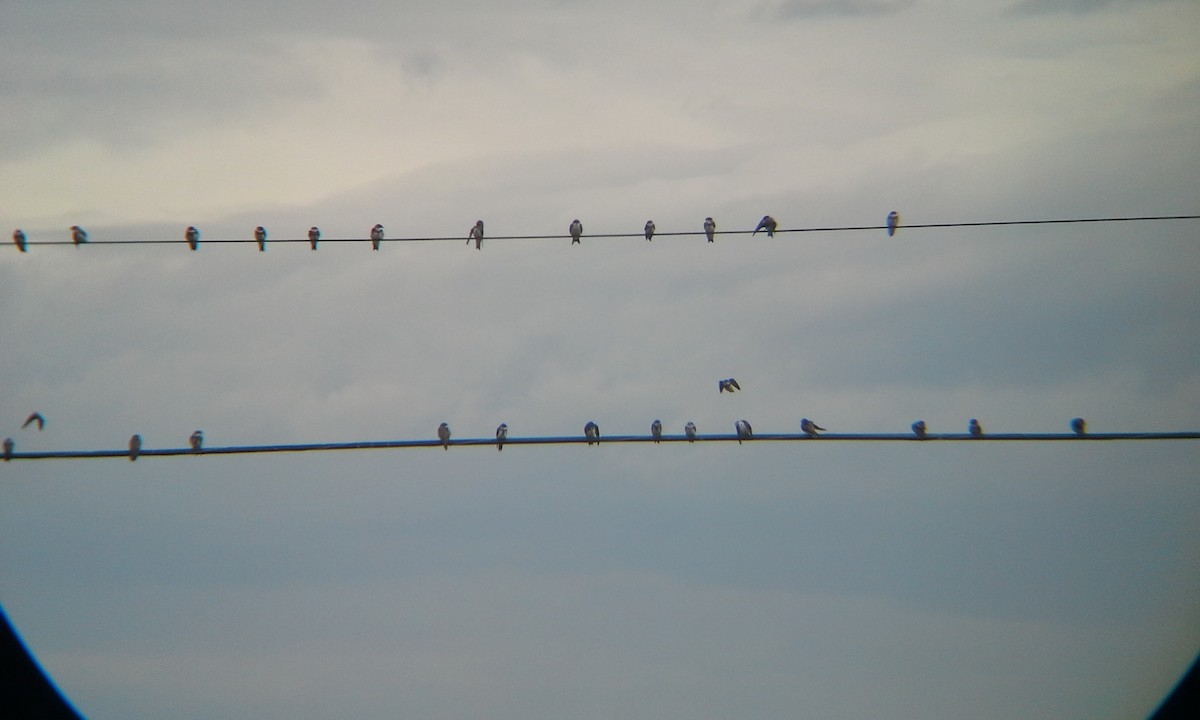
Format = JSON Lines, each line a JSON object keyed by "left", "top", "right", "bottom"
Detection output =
{"left": 584, "top": 421, "right": 600, "bottom": 445}
{"left": 496, "top": 422, "right": 507, "bottom": 451}
{"left": 2, "top": 438, "right": 12, "bottom": 461}
{"left": 438, "top": 422, "right": 451, "bottom": 450}
{"left": 22, "top": 412, "right": 44, "bottom": 431}
{"left": 684, "top": 421, "right": 697, "bottom": 442}
{"left": 70, "top": 225, "right": 88, "bottom": 247}
{"left": 12, "top": 229, "right": 27, "bottom": 253}
{"left": 644, "top": 220, "right": 655, "bottom": 242}
{"left": 651, "top": 419, "right": 663, "bottom": 443}
{"left": 911, "top": 420, "right": 927, "bottom": 439}
{"left": 308, "top": 227, "right": 320, "bottom": 250}
{"left": 704, "top": 217, "right": 716, "bottom": 243}
{"left": 370, "top": 224, "right": 384, "bottom": 250}
{"left": 969, "top": 419, "right": 983, "bottom": 438}
{"left": 185, "top": 226, "right": 200, "bottom": 251}
{"left": 190, "top": 430, "right": 204, "bottom": 452}
{"left": 887, "top": 211, "right": 900, "bottom": 237}
{"left": 718, "top": 378, "right": 741, "bottom": 394}
{"left": 801, "top": 418, "right": 826, "bottom": 437}
{"left": 570, "top": 219, "right": 583, "bottom": 244}
{"left": 469, "top": 220, "right": 485, "bottom": 250}
{"left": 254, "top": 226, "right": 267, "bottom": 251}
{"left": 753, "top": 215, "right": 777, "bottom": 237}
{"left": 1070, "top": 418, "right": 1087, "bottom": 436}
{"left": 735, "top": 419, "right": 752, "bottom": 444}
{"left": 129, "top": 434, "right": 142, "bottom": 462}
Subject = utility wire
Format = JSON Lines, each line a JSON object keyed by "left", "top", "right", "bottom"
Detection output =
{"left": 6, "top": 214, "right": 1198, "bottom": 250}
{"left": 4, "top": 432, "right": 1200, "bottom": 461}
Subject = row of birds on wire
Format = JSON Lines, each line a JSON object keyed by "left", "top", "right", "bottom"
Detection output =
{"left": 6, "top": 213, "right": 902, "bottom": 253}
{"left": 2, "top": 407, "right": 1093, "bottom": 462}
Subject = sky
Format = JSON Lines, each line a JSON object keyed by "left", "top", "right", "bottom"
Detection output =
{"left": 2, "top": 0, "right": 1199, "bottom": 718}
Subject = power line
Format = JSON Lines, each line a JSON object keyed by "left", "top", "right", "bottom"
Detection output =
{"left": 6, "top": 214, "right": 1198, "bottom": 251}
{"left": 4, "top": 431, "right": 1199, "bottom": 461}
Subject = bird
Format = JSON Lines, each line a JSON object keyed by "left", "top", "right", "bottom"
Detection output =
{"left": 735, "top": 419, "right": 752, "bottom": 444}
{"left": 12, "top": 229, "right": 27, "bottom": 253}
{"left": 438, "top": 422, "right": 451, "bottom": 450}
{"left": 370, "top": 224, "right": 384, "bottom": 250}
{"left": 801, "top": 418, "right": 826, "bottom": 437}
{"left": 22, "top": 412, "right": 44, "bottom": 431}
{"left": 470, "top": 219, "right": 484, "bottom": 250}
{"left": 186, "top": 226, "right": 200, "bottom": 251}
{"left": 753, "top": 215, "right": 777, "bottom": 237}
{"left": 718, "top": 378, "right": 741, "bottom": 394}
{"left": 2, "top": 438, "right": 12, "bottom": 461}
{"left": 911, "top": 420, "right": 927, "bottom": 439}
{"left": 254, "top": 226, "right": 267, "bottom": 251}
{"left": 644, "top": 220, "right": 655, "bottom": 242}
{"left": 308, "top": 227, "right": 320, "bottom": 250}
{"left": 969, "top": 419, "right": 983, "bottom": 438}
{"left": 651, "top": 419, "right": 663, "bottom": 443}
{"left": 129, "top": 434, "right": 142, "bottom": 462}
{"left": 703, "top": 217, "right": 716, "bottom": 243}
{"left": 569, "top": 219, "right": 583, "bottom": 244}
{"left": 584, "top": 421, "right": 600, "bottom": 445}
{"left": 496, "top": 422, "right": 508, "bottom": 451}
{"left": 70, "top": 225, "right": 88, "bottom": 247}
{"left": 1070, "top": 417, "right": 1087, "bottom": 436}
{"left": 887, "top": 210, "right": 900, "bottom": 237}
{"left": 684, "top": 421, "right": 697, "bottom": 442}
{"left": 189, "top": 430, "right": 203, "bottom": 452}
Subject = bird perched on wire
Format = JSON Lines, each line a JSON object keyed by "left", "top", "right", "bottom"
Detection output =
{"left": 704, "top": 217, "right": 716, "bottom": 243}
{"left": 370, "top": 224, "right": 384, "bottom": 250}
{"left": 254, "top": 226, "right": 267, "bottom": 251}
{"left": 584, "top": 421, "right": 600, "bottom": 445}
{"left": 2, "top": 438, "right": 12, "bottom": 461}
{"left": 129, "top": 434, "right": 142, "bottom": 462}
{"left": 186, "top": 226, "right": 200, "bottom": 251}
{"left": 887, "top": 211, "right": 900, "bottom": 237}
{"left": 189, "top": 430, "right": 204, "bottom": 452}
{"left": 969, "top": 419, "right": 983, "bottom": 438}
{"left": 651, "top": 419, "right": 663, "bottom": 443}
{"left": 801, "top": 418, "right": 826, "bottom": 437}
{"left": 569, "top": 219, "right": 583, "bottom": 244}
{"left": 735, "top": 419, "right": 752, "bottom": 444}
{"left": 1070, "top": 417, "right": 1087, "bottom": 436}
{"left": 718, "top": 378, "right": 741, "bottom": 394}
{"left": 468, "top": 220, "right": 484, "bottom": 250}
{"left": 496, "top": 422, "right": 507, "bottom": 451}
{"left": 644, "top": 220, "right": 655, "bottom": 242}
{"left": 911, "top": 420, "right": 927, "bottom": 439}
{"left": 71, "top": 225, "right": 88, "bottom": 247}
{"left": 753, "top": 215, "right": 777, "bottom": 237}
{"left": 22, "top": 412, "right": 45, "bottom": 431}
{"left": 308, "top": 227, "right": 320, "bottom": 250}
{"left": 12, "top": 229, "right": 27, "bottom": 252}
{"left": 684, "top": 421, "right": 697, "bottom": 442}
{"left": 438, "top": 422, "right": 451, "bottom": 450}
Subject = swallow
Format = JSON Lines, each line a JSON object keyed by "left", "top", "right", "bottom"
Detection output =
{"left": 704, "top": 217, "right": 716, "bottom": 243}
{"left": 469, "top": 220, "right": 484, "bottom": 250}
{"left": 308, "top": 227, "right": 320, "bottom": 250}
{"left": 22, "top": 412, "right": 44, "bottom": 431}
{"left": 12, "top": 229, "right": 27, "bottom": 253}
{"left": 911, "top": 420, "right": 927, "bottom": 439}
{"left": 718, "top": 378, "right": 741, "bottom": 394}
{"left": 570, "top": 219, "right": 583, "bottom": 244}
{"left": 496, "top": 422, "right": 507, "bottom": 451}
{"left": 735, "top": 419, "right": 752, "bottom": 444}
{"left": 129, "top": 434, "right": 142, "bottom": 461}
{"left": 189, "top": 430, "right": 204, "bottom": 452}
{"left": 186, "top": 226, "right": 200, "bottom": 251}
{"left": 684, "top": 421, "right": 697, "bottom": 442}
{"left": 651, "top": 419, "right": 663, "bottom": 443}
{"left": 70, "top": 225, "right": 88, "bottom": 247}
{"left": 371, "top": 224, "right": 384, "bottom": 250}
{"left": 887, "top": 211, "right": 900, "bottom": 237}
{"left": 1070, "top": 417, "right": 1087, "bottom": 436}
{"left": 438, "top": 422, "right": 451, "bottom": 450}
{"left": 2, "top": 438, "right": 11, "bottom": 461}
{"left": 969, "top": 419, "right": 982, "bottom": 438}
{"left": 644, "top": 220, "right": 655, "bottom": 242}
{"left": 753, "top": 215, "right": 777, "bottom": 237}
{"left": 584, "top": 421, "right": 600, "bottom": 445}
{"left": 801, "top": 418, "right": 826, "bottom": 437}
{"left": 254, "top": 226, "right": 267, "bottom": 251}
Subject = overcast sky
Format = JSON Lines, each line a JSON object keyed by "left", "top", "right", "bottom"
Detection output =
{"left": 2, "top": 1, "right": 1199, "bottom": 718}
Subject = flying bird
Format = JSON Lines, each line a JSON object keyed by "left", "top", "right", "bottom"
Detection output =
{"left": 254, "top": 226, "right": 267, "bottom": 251}
{"left": 186, "top": 226, "right": 200, "bottom": 251}
{"left": 22, "top": 412, "right": 44, "bottom": 431}
{"left": 438, "top": 422, "right": 451, "bottom": 450}
{"left": 189, "top": 430, "right": 204, "bottom": 452}
{"left": 911, "top": 420, "right": 927, "bottom": 439}
{"left": 644, "top": 220, "right": 655, "bottom": 242}
{"left": 570, "top": 219, "right": 583, "bottom": 244}
{"left": 735, "top": 419, "right": 752, "bottom": 444}
{"left": 753, "top": 215, "right": 777, "bottom": 237}
{"left": 468, "top": 220, "right": 485, "bottom": 250}
{"left": 129, "top": 434, "right": 142, "bottom": 462}
{"left": 1070, "top": 417, "right": 1087, "bottom": 436}
{"left": 969, "top": 419, "right": 983, "bottom": 438}
{"left": 70, "top": 225, "right": 88, "bottom": 247}
{"left": 370, "top": 224, "right": 384, "bottom": 250}
{"left": 651, "top": 419, "right": 663, "bottom": 443}
{"left": 584, "top": 421, "right": 600, "bottom": 445}
{"left": 718, "top": 378, "right": 741, "bottom": 394}
{"left": 704, "top": 217, "right": 716, "bottom": 243}
{"left": 684, "top": 421, "right": 697, "bottom": 442}
{"left": 886, "top": 211, "right": 900, "bottom": 237}
{"left": 308, "top": 227, "right": 320, "bottom": 250}
{"left": 2, "top": 438, "right": 12, "bottom": 461}
{"left": 496, "top": 422, "right": 508, "bottom": 451}
{"left": 801, "top": 418, "right": 826, "bottom": 437}
{"left": 12, "top": 229, "right": 26, "bottom": 253}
